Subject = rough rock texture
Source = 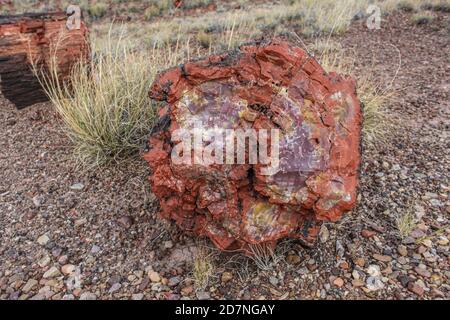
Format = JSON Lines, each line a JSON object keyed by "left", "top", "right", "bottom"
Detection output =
{"left": 144, "top": 39, "right": 362, "bottom": 252}
{"left": 0, "top": 12, "right": 89, "bottom": 108}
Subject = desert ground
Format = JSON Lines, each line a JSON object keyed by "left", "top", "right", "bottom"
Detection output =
{"left": 0, "top": 0, "right": 449, "bottom": 300}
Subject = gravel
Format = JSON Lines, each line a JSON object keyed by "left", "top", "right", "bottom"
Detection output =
{"left": 0, "top": 10, "right": 448, "bottom": 300}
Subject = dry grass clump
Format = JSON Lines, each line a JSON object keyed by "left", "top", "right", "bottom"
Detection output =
{"left": 191, "top": 245, "right": 216, "bottom": 290}
{"left": 35, "top": 29, "right": 180, "bottom": 167}
{"left": 396, "top": 208, "right": 417, "bottom": 239}
{"left": 247, "top": 243, "right": 284, "bottom": 271}
{"left": 396, "top": 0, "right": 417, "bottom": 12}
{"left": 358, "top": 78, "right": 394, "bottom": 146}
{"left": 197, "top": 30, "right": 213, "bottom": 49}
{"left": 144, "top": 0, "right": 172, "bottom": 20}
{"left": 291, "top": 0, "right": 365, "bottom": 36}
{"left": 411, "top": 12, "right": 436, "bottom": 25}
{"left": 144, "top": 6, "right": 161, "bottom": 21}
{"left": 378, "top": 0, "right": 449, "bottom": 12}
{"left": 390, "top": 0, "right": 449, "bottom": 13}
{"left": 310, "top": 38, "right": 343, "bottom": 54}
{"left": 88, "top": 2, "right": 108, "bottom": 19}
{"left": 182, "top": 0, "right": 214, "bottom": 10}
{"left": 424, "top": 1, "right": 450, "bottom": 12}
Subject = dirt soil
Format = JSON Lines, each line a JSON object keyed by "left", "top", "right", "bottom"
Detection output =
{"left": 0, "top": 11, "right": 449, "bottom": 300}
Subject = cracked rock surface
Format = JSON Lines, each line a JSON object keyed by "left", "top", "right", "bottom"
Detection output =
{"left": 144, "top": 39, "right": 362, "bottom": 251}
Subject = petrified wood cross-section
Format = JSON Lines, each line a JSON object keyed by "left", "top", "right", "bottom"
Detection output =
{"left": 144, "top": 39, "right": 362, "bottom": 252}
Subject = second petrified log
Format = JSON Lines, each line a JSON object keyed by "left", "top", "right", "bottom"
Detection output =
{"left": 144, "top": 39, "right": 362, "bottom": 252}
{"left": 0, "top": 12, "right": 89, "bottom": 108}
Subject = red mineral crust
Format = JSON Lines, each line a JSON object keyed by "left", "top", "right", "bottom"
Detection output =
{"left": 144, "top": 39, "right": 362, "bottom": 252}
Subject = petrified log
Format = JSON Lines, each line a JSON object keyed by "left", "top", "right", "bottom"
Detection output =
{"left": 0, "top": 12, "right": 89, "bottom": 108}
{"left": 144, "top": 39, "right": 362, "bottom": 252}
